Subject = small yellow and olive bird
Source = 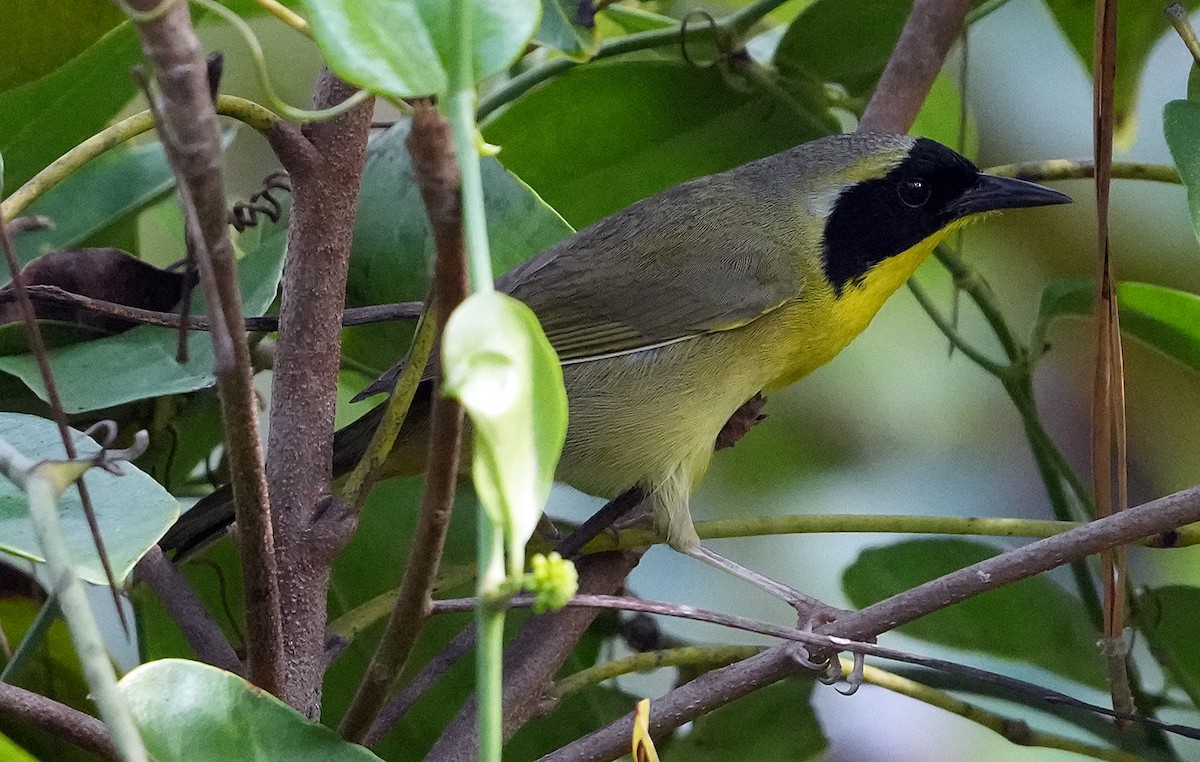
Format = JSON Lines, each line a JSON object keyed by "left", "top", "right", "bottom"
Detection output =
{"left": 164, "top": 133, "right": 1070, "bottom": 585}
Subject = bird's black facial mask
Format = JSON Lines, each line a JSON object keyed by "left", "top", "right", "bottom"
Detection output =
{"left": 821, "top": 137, "right": 1069, "bottom": 295}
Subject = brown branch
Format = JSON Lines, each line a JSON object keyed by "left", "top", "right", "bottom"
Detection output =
{"left": 857, "top": 0, "right": 972, "bottom": 133}
{"left": 543, "top": 482, "right": 1200, "bottom": 761}
{"left": 0, "top": 681, "right": 118, "bottom": 761}
{"left": 265, "top": 68, "right": 373, "bottom": 716}
{"left": 339, "top": 103, "right": 468, "bottom": 742}
{"left": 0, "top": 285, "right": 423, "bottom": 332}
{"left": 132, "top": 545, "right": 243, "bottom": 675}
{"left": 125, "top": 0, "right": 282, "bottom": 695}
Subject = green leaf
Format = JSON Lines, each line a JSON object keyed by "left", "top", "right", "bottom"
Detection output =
{"left": 345, "top": 120, "right": 572, "bottom": 375}
{"left": 0, "top": 413, "right": 179, "bottom": 584}
{"left": 1137, "top": 586, "right": 1200, "bottom": 706}
{"left": 773, "top": 0, "right": 915, "bottom": 101}
{"left": 665, "top": 678, "right": 826, "bottom": 760}
{"left": 843, "top": 539, "right": 1105, "bottom": 689}
{"left": 482, "top": 59, "right": 837, "bottom": 228}
{"left": 414, "top": 0, "right": 541, "bottom": 84}
{"left": 594, "top": 5, "right": 675, "bottom": 37}
{"left": 0, "top": 24, "right": 141, "bottom": 193}
{"left": 0, "top": 0, "right": 124, "bottom": 93}
{"left": 1047, "top": 0, "right": 1200, "bottom": 144}
{"left": 1036, "top": 278, "right": 1200, "bottom": 375}
{"left": 119, "top": 659, "right": 384, "bottom": 761}
{"left": 442, "top": 291, "right": 567, "bottom": 568}
{"left": 535, "top": 0, "right": 598, "bottom": 60}
{"left": 1165, "top": 99, "right": 1200, "bottom": 242}
{"left": 299, "top": 0, "right": 447, "bottom": 99}
{"left": 507, "top": 685, "right": 640, "bottom": 758}
{"left": 10, "top": 132, "right": 235, "bottom": 273}
{"left": 0, "top": 211, "right": 288, "bottom": 412}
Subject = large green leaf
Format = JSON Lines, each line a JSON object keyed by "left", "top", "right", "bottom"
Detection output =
{"left": 301, "top": 0, "right": 539, "bottom": 99}
{"left": 664, "top": 678, "right": 826, "bottom": 760}
{"left": 482, "top": 59, "right": 837, "bottom": 228}
{"left": 1036, "top": 278, "right": 1200, "bottom": 375}
{"left": 345, "top": 120, "right": 572, "bottom": 375}
{"left": 1047, "top": 0, "right": 1200, "bottom": 143}
{"left": 0, "top": 413, "right": 179, "bottom": 584}
{"left": 0, "top": 24, "right": 140, "bottom": 193}
{"left": 1137, "top": 586, "right": 1200, "bottom": 706}
{"left": 10, "top": 133, "right": 234, "bottom": 274}
{"left": 1165, "top": 99, "right": 1200, "bottom": 242}
{"left": 442, "top": 291, "right": 567, "bottom": 571}
{"left": 843, "top": 539, "right": 1105, "bottom": 689}
{"left": 0, "top": 0, "right": 124, "bottom": 93}
{"left": 119, "top": 659, "right": 383, "bottom": 761}
{"left": 0, "top": 211, "right": 288, "bottom": 412}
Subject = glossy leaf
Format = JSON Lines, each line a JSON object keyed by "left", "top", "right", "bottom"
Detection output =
{"left": 345, "top": 121, "right": 572, "bottom": 375}
{"left": 1165, "top": 99, "right": 1200, "bottom": 242}
{"left": 535, "top": 0, "right": 598, "bottom": 60}
{"left": 0, "top": 211, "right": 288, "bottom": 412}
{"left": 482, "top": 59, "right": 837, "bottom": 228}
{"left": 119, "top": 659, "right": 383, "bottom": 761}
{"left": 843, "top": 539, "right": 1105, "bottom": 689}
{"left": 1037, "top": 278, "right": 1200, "bottom": 375}
{"left": 0, "top": 0, "right": 123, "bottom": 93}
{"left": 10, "top": 132, "right": 235, "bottom": 272}
{"left": 0, "top": 24, "right": 140, "bottom": 192}
{"left": 665, "top": 678, "right": 826, "bottom": 760}
{"left": 300, "top": 0, "right": 447, "bottom": 99}
{"left": 0, "top": 413, "right": 179, "bottom": 584}
{"left": 413, "top": 0, "right": 541, "bottom": 84}
{"left": 441, "top": 291, "right": 567, "bottom": 569}
{"left": 1047, "top": 0, "right": 1200, "bottom": 143}
{"left": 1137, "top": 586, "right": 1200, "bottom": 706}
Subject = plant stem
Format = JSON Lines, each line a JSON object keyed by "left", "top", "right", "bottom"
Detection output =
{"left": 477, "top": 508, "right": 508, "bottom": 762}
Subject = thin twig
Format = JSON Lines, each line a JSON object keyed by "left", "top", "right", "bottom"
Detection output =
{"left": 132, "top": 545, "right": 242, "bottom": 674}
{"left": 125, "top": 0, "right": 283, "bottom": 696}
{"left": 339, "top": 102, "right": 468, "bottom": 743}
{"left": 0, "top": 681, "right": 118, "bottom": 761}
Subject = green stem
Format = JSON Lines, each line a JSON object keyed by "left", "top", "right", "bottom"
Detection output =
{"left": 476, "top": 0, "right": 794, "bottom": 121}
{"left": 554, "top": 646, "right": 764, "bottom": 697}
{"left": 476, "top": 504, "right": 507, "bottom": 762}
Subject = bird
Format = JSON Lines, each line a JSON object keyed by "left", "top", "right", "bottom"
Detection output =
{"left": 162, "top": 132, "right": 1070, "bottom": 601}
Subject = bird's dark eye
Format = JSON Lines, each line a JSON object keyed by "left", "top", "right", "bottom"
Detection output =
{"left": 897, "top": 177, "right": 930, "bottom": 208}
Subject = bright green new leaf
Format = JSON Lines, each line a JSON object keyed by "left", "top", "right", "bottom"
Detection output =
{"left": 1048, "top": 0, "right": 1200, "bottom": 144}
{"left": 535, "top": 0, "right": 598, "bottom": 60}
{"left": 414, "top": 0, "right": 540, "bottom": 85}
{"left": 844, "top": 539, "right": 1105, "bottom": 689}
{"left": 300, "top": 0, "right": 447, "bottom": 98}
{"left": 1165, "top": 99, "right": 1200, "bottom": 242}
{"left": 0, "top": 413, "right": 179, "bottom": 585}
{"left": 1037, "top": 278, "right": 1200, "bottom": 375}
{"left": 441, "top": 291, "right": 567, "bottom": 571}
{"left": 120, "top": 659, "right": 384, "bottom": 761}
{"left": 0, "top": 210, "right": 288, "bottom": 411}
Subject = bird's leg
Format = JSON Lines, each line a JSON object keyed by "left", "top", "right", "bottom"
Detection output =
{"left": 555, "top": 486, "right": 648, "bottom": 558}
{"left": 683, "top": 544, "right": 846, "bottom": 630}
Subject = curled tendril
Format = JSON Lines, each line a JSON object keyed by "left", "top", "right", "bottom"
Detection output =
{"left": 189, "top": 0, "right": 371, "bottom": 123}
{"left": 679, "top": 10, "right": 729, "bottom": 70}
{"left": 230, "top": 170, "right": 292, "bottom": 231}
{"left": 80, "top": 422, "right": 150, "bottom": 475}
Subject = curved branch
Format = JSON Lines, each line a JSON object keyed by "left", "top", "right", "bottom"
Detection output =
{"left": 0, "top": 682, "right": 117, "bottom": 761}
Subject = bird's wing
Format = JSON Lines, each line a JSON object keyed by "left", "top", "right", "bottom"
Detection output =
{"left": 498, "top": 179, "right": 804, "bottom": 363}
{"left": 354, "top": 175, "right": 805, "bottom": 400}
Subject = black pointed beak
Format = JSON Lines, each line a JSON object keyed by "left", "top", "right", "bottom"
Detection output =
{"left": 949, "top": 173, "right": 1072, "bottom": 218}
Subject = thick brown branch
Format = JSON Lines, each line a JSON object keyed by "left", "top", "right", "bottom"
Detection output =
{"left": 0, "top": 681, "right": 118, "bottom": 761}
{"left": 857, "top": 0, "right": 972, "bottom": 134}
{"left": 133, "top": 545, "right": 243, "bottom": 675}
{"left": 266, "top": 69, "right": 373, "bottom": 716}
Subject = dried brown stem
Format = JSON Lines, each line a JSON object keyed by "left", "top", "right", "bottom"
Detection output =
{"left": 339, "top": 102, "right": 468, "bottom": 742}
{"left": 125, "top": 0, "right": 282, "bottom": 694}
{"left": 133, "top": 545, "right": 243, "bottom": 674}
{"left": 264, "top": 68, "right": 373, "bottom": 716}
{"left": 0, "top": 681, "right": 118, "bottom": 761}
